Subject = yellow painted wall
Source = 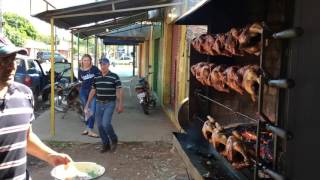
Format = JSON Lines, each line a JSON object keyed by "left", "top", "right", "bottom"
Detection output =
{"left": 134, "top": 8, "right": 189, "bottom": 131}
{"left": 176, "top": 26, "right": 188, "bottom": 107}
{"left": 138, "top": 43, "right": 146, "bottom": 77}
{"left": 148, "top": 27, "right": 154, "bottom": 86}
{"left": 161, "top": 22, "right": 173, "bottom": 107}
{"left": 160, "top": 9, "right": 189, "bottom": 130}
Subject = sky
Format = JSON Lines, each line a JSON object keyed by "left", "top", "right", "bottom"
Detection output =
{"left": 2, "top": 0, "right": 101, "bottom": 39}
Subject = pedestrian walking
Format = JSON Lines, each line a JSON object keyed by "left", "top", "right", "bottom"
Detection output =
{"left": 79, "top": 54, "right": 100, "bottom": 138}
{"left": 85, "top": 57, "right": 124, "bottom": 153}
{"left": 0, "top": 34, "right": 72, "bottom": 179}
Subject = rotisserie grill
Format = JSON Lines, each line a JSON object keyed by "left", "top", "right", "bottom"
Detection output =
{"left": 173, "top": 0, "right": 308, "bottom": 179}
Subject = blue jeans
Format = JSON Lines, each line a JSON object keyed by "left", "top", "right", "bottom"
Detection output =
{"left": 95, "top": 101, "right": 117, "bottom": 145}
{"left": 80, "top": 88, "right": 96, "bottom": 129}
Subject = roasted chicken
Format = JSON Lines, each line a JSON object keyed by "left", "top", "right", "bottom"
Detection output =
{"left": 194, "top": 62, "right": 209, "bottom": 84}
{"left": 211, "top": 122, "right": 228, "bottom": 155}
{"left": 226, "top": 131, "right": 251, "bottom": 169}
{"left": 191, "top": 62, "right": 262, "bottom": 101}
{"left": 201, "top": 116, "right": 216, "bottom": 143}
{"left": 238, "top": 65, "right": 261, "bottom": 102}
{"left": 201, "top": 118, "right": 274, "bottom": 169}
{"left": 238, "top": 23, "right": 263, "bottom": 47}
{"left": 223, "top": 66, "right": 244, "bottom": 94}
{"left": 199, "top": 63, "right": 214, "bottom": 85}
{"left": 209, "top": 65, "right": 229, "bottom": 93}
{"left": 201, "top": 119, "right": 252, "bottom": 169}
{"left": 192, "top": 22, "right": 263, "bottom": 57}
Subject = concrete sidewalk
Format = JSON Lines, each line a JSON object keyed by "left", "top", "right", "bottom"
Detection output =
{"left": 33, "top": 77, "right": 176, "bottom": 143}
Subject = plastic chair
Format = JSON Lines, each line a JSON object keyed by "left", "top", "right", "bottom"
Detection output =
{"left": 121, "top": 78, "right": 133, "bottom": 96}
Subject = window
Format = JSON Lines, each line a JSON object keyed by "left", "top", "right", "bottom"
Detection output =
{"left": 32, "top": 60, "right": 43, "bottom": 74}
{"left": 16, "top": 59, "right": 26, "bottom": 73}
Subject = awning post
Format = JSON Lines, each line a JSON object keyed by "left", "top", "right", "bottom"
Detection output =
{"left": 50, "top": 17, "right": 55, "bottom": 136}
{"left": 71, "top": 33, "right": 74, "bottom": 82}
{"left": 77, "top": 33, "right": 80, "bottom": 69}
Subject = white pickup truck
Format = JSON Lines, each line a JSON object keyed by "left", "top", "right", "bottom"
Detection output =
{"left": 111, "top": 55, "right": 133, "bottom": 66}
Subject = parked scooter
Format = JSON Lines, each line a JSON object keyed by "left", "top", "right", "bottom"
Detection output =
{"left": 135, "top": 77, "right": 156, "bottom": 115}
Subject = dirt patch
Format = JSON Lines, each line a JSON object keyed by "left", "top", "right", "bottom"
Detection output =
{"left": 28, "top": 141, "right": 190, "bottom": 180}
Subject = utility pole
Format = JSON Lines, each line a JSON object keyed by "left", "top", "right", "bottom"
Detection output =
{"left": 0, "top": 0, "right": 3, "bottom": 34}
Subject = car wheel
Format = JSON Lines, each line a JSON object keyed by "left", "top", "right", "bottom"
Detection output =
{"left": 42, "top": 93, "right": 49, "bottom": 102}
{"left": 33, "top": 88, "right": 41, "bottom": 109}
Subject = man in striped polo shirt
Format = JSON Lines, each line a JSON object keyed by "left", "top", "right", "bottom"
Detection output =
{"left": 0, "top": 35, "right": 72, "bottom": 179}
{"left": 85, "top": 58, "right": 124, "bottom": 153}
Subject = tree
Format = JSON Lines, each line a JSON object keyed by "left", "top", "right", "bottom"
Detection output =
{"left": 3, "top": 12, "right": 38, "bottom": 46}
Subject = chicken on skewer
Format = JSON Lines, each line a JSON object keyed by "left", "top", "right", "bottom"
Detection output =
{"left": 238, "top": 65, "right": 261, "bottom": 102}
{"left": 226, "top": 131, "right": 251, "bottom": 169}
{"left": 191, "top": 62, "right": 262, "bottom": 102}
{"left": 208, "top": 65, "right": 230, "bottom": 93}
{"left": 223, "top": 66, "right": 244, "bottom": 94}
{"left": 201, "top": 116, "right": 216, "bottom": 143}
{"left": 211, "top": 122, "right": 228, "bottom": 155}
{"left": 192, "top": 22, "right": 263, "bottom": 57}
{"left": 199, "top": 63, "right": 215, "bottom": 85}
{"left": 193, "top": 62, "right": 209, "bottom": 84}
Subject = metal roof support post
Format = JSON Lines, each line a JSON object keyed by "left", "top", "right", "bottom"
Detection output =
{"left": 77, "top": 33, "right": 80, "bottom": 68}
{"left": 94, "top": 36, "right": 98, "bottom": 65}
{"left": 133, "top": 45, "right": 136, "bottom": 76}
{"left": 0, "top": 0, "right": 3, "bottom": 33}
{"left": 86, "top": 37, "right": 89, "bottom": 54}
{"left": 50, "top": 17, "right": 55, "bottom": 136}
{"left": 71, "top": 33, "right": 74, "bottom": 82}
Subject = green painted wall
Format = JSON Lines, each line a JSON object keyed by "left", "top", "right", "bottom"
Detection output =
{"left": 150, "top": 22, "right": 164, "bottom": 105}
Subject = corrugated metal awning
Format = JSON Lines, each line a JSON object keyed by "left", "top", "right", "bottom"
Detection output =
{"left": 100, "top": 24, "right": 152, "bottom": 39}
{"left": 33, "top": 0, "right": 181, "bottom": 30}
{"left": 99, "top": 23, "right": 152, "bottom": 45}
{"left": 102, "top": 36, "right": 144, "bottom": 45}
{"left": 71, "top": 12, "right": 148, "bottom": 38}
{"left": 174, "top": 0, "right": 211, "bottom": 25}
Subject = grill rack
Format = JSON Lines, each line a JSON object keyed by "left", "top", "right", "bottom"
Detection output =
{"left": 193, "top": 25, "right": 303, "bottom": 180}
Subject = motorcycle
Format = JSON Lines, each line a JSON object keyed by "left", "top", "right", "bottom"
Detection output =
{"left": 41, "top": 66, "right": 83, "bottom": 119}
{"left": 135, "top": 77, "right": 156, "bottom": 115}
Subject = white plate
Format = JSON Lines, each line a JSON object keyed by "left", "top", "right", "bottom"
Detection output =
{"left": 51, "top": 162, "right": 105, "bottom": 180}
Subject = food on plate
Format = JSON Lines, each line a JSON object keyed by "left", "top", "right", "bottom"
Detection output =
{"left": 51, "top": 162, "right": 105, "bottom": 180}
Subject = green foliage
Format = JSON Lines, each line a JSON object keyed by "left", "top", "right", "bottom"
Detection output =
{"left": 37, "top": 34, "right": 51, "bottom": 44}
{"left": 73, "top": 36, "right": 96, "bottom": 54}
{"left": 4, "top": 25, "right": 25, "bottom": 46}
{"left": 3, "top": 12, "right": 39, "bottom": 46}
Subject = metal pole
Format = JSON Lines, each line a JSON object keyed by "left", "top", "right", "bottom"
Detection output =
{"left": 29, "top": 0, "right": 32, "bottom": 15}
{"left": 86, "top": 38, "right": 89, "bottom": 54}
{"left": 55, "top": 27, "right": 58, "bottom": 52}
{"left": 50, "top": 18, "right": 55, "bottom": 136}
{"left": 94, "top": 36, "right": 98, "bottom": 65}
{"left": 71, "top": 33, "right": 74, "bottom": 82}
{"left": 133, "top": 45, "right": 136, "bottom": 76}
{"left": 0, "top": 0, "right": 3, "bottom": 34}
{"left": 77, "top": 33, "right": 80, "bottom": 69}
